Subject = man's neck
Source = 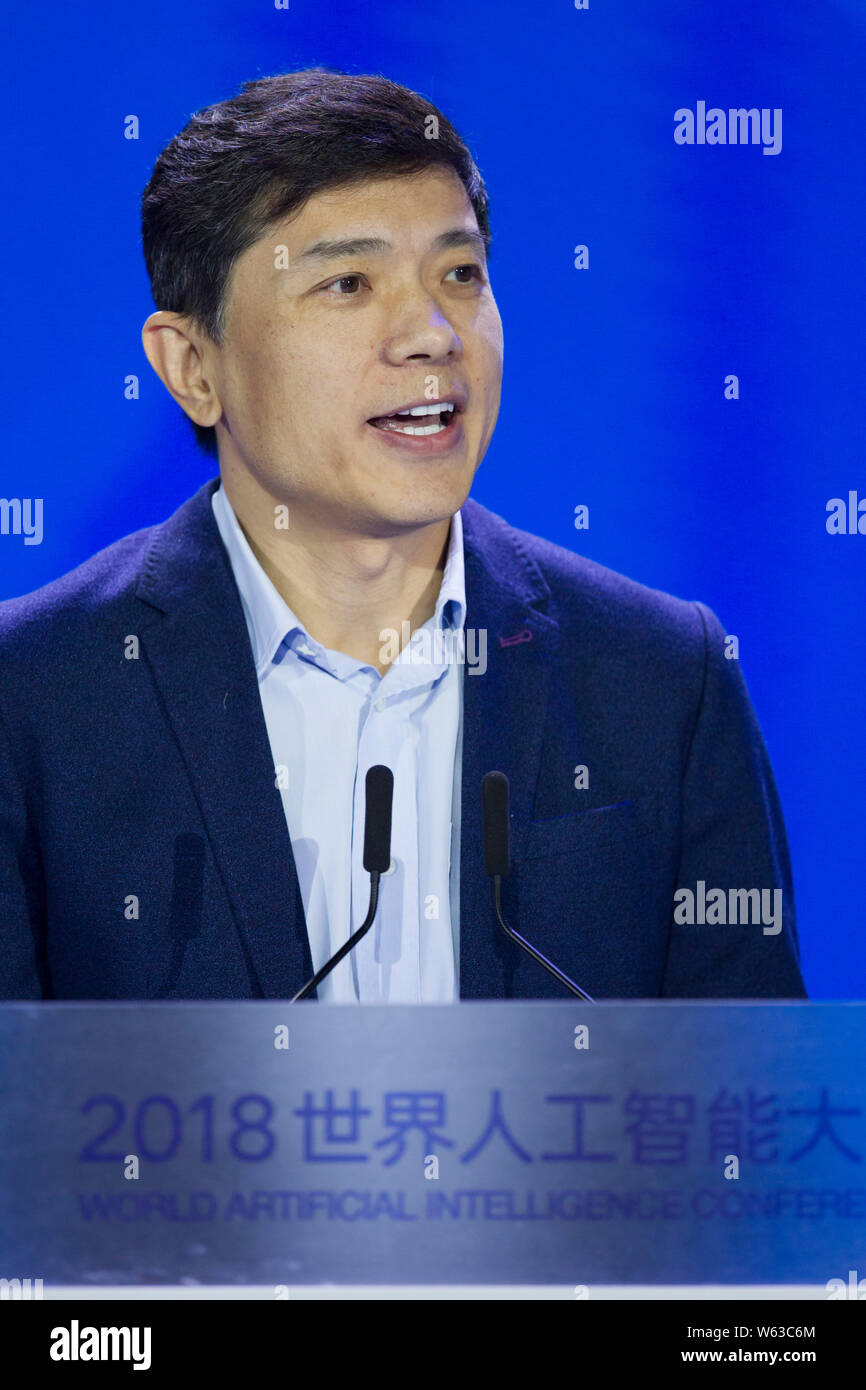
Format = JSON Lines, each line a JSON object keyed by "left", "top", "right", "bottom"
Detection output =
{"left": 219, "top": 474, "right": 452, "bottom": 675}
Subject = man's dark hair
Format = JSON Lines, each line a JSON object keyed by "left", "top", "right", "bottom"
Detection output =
{"left": 141, "top": 68, "right": 491, "bottom": 459}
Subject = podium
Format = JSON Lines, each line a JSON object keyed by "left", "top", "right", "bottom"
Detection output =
{"left": 0, "top": 1001, "right": 861, "bottom": 1294}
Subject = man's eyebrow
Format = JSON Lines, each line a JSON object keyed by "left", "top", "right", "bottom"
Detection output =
{"left": 295, "top": 228, "right": 488, "bottom": 263}
{"left": 430, "top": 228, "right": 488, "bottom": 257}
{"left": 297, "top": 236, "right": 391, "bottom": 262}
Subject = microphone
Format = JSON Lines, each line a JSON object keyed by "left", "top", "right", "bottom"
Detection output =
{"left": 482, "top": 771, "right": 595, "bottom": 1002}
{"left": 291, "top": 765, "right": 394, "bottom": 1002}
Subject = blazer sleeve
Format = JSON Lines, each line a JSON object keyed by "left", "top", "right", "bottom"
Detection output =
{"left": 659, "top": 601, "right": 807, "bottom": 998}
{"left": 0, "top": 701, "right": 47, "bottom": 998}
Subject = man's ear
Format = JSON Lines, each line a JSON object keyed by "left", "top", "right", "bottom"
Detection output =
{"left": 141, "top": 310, "right": 223, "bottom": 428}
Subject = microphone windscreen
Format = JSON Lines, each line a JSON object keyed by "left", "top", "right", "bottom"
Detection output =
{"left": 363, "top": 764, "right": 394, "bottom": 873}
{"left": 482, "top": 771, "right": 510, "bottom": 877}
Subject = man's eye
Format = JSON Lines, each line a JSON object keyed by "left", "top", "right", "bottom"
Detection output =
{"left": 446, "top": 264, "right": 485, "bottom": 285}
{"left": 326, "top": 274, "right": 366, "bottom": 295}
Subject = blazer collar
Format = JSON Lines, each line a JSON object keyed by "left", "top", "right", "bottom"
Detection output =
{"left": 136, "top": 478, "right": 554, "bottom": 621}
{"left": 135, "top": 477, "right": 560, "bottom": 999}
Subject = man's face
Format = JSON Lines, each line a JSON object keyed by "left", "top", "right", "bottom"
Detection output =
{"left": 210, "top": 166, "right": 503, "bottom": 534}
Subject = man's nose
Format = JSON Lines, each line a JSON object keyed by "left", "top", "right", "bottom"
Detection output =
{"left": 381, "top": 296, "right": 462, "bottom": 363}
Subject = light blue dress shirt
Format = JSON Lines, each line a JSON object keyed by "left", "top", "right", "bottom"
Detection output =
{"left": 211, "top": 484, "right": 464, "bottom": 1002}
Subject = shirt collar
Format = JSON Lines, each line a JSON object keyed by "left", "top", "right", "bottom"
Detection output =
{"left": 211, "top": 483, "right": 466, "bottom": 680}
{"left": 432, "top": 506, "right": 466, "bottom": 635}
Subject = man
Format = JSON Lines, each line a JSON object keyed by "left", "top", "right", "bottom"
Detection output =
{"left": 0, "top": 69, "right": 805, "bottom": 1001}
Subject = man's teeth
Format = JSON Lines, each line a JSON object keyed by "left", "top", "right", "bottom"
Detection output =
{"left": 379, "top": 402, "right": 456, "bottom": 436}
{"left": 391, "top": 418, "right": 447, "bottom": 435}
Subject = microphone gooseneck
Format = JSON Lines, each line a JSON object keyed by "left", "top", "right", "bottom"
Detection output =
{"left": 291, "top": 765, "right": 394, "bottom": 1002}
{"left": 481, "top": 771, "right": 595, "bottom": 1003}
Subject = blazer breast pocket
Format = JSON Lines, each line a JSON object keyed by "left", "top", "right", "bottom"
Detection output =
{"left": 517, "top": 794, "right": 658, "bottom": 860}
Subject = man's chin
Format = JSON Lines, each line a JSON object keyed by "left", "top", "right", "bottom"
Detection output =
{"left": 355, "top": 456, "right": 476, "bottom": 531}
{"left": 357, "top": 493, "right": 468, "bottom": 538}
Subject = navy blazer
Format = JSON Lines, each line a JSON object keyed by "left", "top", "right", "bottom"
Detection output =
{"left": 0, "top": 478, "right": 806, "bottom": 1000}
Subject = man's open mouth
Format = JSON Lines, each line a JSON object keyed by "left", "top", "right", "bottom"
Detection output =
{"left": 367, "top": 402, "right": 458, "bottom": 437}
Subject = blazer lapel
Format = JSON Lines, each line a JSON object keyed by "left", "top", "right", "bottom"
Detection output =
{"left": 458, "top": 498, "right": 561, "bottom": 998}
{"left": 132, "top": 480, "right": 558, "bottom": 1002}
{"left": 134, "top": 477, "right": 314, "bottom": 999}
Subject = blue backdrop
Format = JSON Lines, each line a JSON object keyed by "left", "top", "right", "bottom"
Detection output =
{"left": 1, "top": 0, "right": 862, "bottom": 998}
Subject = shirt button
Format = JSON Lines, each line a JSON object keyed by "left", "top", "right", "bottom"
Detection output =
{"left": 382, "top": 858, "right": 397, "bottom": 876}
{"left": 374, "top": 698, "right": 386, "bottom": 713}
